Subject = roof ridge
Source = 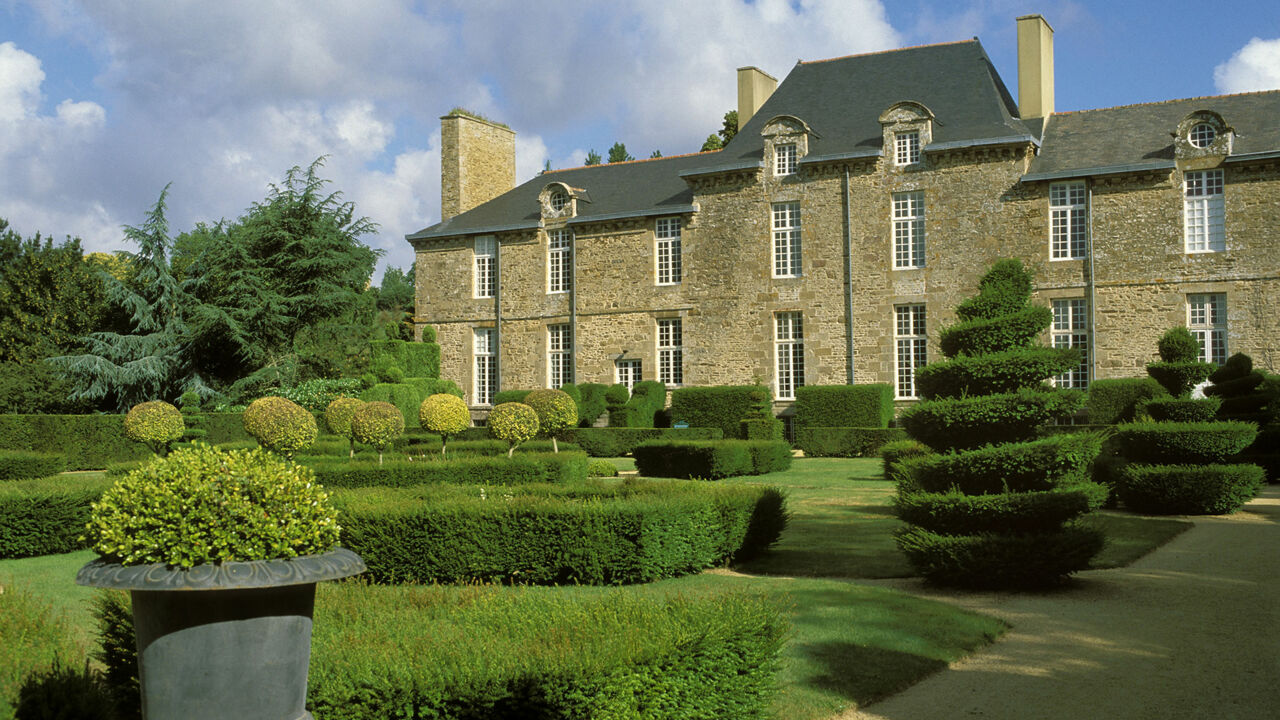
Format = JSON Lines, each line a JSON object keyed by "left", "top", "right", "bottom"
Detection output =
{"left": 798, "top": 38, "right": 975, "bottom": 66}
{"left": 544, "top": 148, "right": 722, "bottom": 174}
{"left": 1054, "top": 88, "right": 1280, "bottom": 116}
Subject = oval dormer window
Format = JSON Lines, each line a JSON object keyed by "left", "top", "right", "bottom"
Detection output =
{"left": 1189, "top": 122, "right": 1217, "bottom": 149}
{"left": 550, "top": 190, "right": 569, "bottom": 211}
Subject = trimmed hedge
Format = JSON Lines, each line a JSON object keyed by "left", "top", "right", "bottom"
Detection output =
{"left": 915, "top": 347, "right": 1078, "bottom": 400}
{"left": 632, "top": 440, "right": 792, "bottom": 479}
{"left": 670, "top": 385, "right": 772, "bottom": 439}
{"left": 881, "top": 439, "right": 932, "bottom": 482}
{"left": 1086, "top": 378, "right": 1166, "bottom": 424}
{"left": 1141, "top": 397, "right": 1221, "bottom": 423}
{"left": 611, "top": 380, "right": 666, "bottom": 428}
{"left": 569, "top": 382, "right": 610, "bottom": 427}
{"left": 896, "top": 484, "right": 1108, "bottom": 535}
{"left": 303, "top": 452, "right": 589, "bottom": 488}
{"left": 336, "top": 479, "right": 787, "bottom": 584}
{"left": 99, "top": 583, "right": 786, "bottom": 720}
{"left": 898, "top": 388, "right": 1084, "bottom": 452}
{"left": 938, "top": 306, "right": 1052, "bottom": 358}
{"left": 368, "top": 338, "right": 441, "bottom": 379}
{"left": 1146, "top": 361, "right": 1215, "bottom": 398}
{"left": 0, "top": 414, "right": 149, "bottom": 469}
{"left": 1114, "top": 421, "right": 1257, "bottom": 464}
{"left": 895, "top": 433, "right": 1103, "bottom": 495}
{"left": 0, "top": 450, "right": 66, "bottom": 481}
{"left": 566, "top": 427, "right": 723, "bottom": 457}
{"left": 793, "top": 384, "right": 893, "bottom": 429}
{"left": 1117, "top": 463, "right": 1264, "bottom": 515}
{"left": 359, "top": 381, "right": 451, "bottom": 430}
{"left": 0, "top": 475, "right": 112, "bottom": 558}
{"left": 1204, "top": 370, "right": 1265, "bottom": 398}
{"left": 492, "top": 389, "right": 532, "bottom": 405}
{"left": 895, "top": 523, "right": 1105, "bottom": 589}
{"left": 794, "top": 427, "right": 908, "bottom": 458}
{"left": 741, "top": 417, "right": 784, "bottom": 441}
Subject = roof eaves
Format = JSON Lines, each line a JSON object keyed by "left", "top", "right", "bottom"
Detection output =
{"left": 569, "top": 205, "right": 699, "bottom": 226}
{"left": 926, "top": 134, "right": 1038, "bottom": 153}
{"left": 407, "top": 219, "right": 538, "bottom": 243}
{"left": 1222, "top": 149, "right": 1280, "bottom": 164}
{"left": 678, "top": 159, "right": 763, "bottom": 178}
{"left": 1020, "top": 159, "right": 1174, "bottom": 183}
{"left": 798, "top": 148, "right": 882, "bottom": 165}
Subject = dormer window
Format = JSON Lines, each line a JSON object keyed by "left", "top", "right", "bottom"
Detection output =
{"left": 775, "top": 143, "right": 797, "bottom": 175}
{"left": 550, "top": 189, "right": 569, "bottom": 211}
{"left": 539, "top": 182, "right": 582, "bottom": 219}
{"left": 761, "top": 115, "right": 812, "bottom": 180}
{"left": 895, "top": 131, "right": 920, "bottom": 165}
{"left": 1189, "top": 123, "right": 1216, "bottom": 149}
{"left": 879, "top": 102, "right": 934, "bottom": 171}
{"left": 1174, "top": 110, "right": 1232, "bottom": 162}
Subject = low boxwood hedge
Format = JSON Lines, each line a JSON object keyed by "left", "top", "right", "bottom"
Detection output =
{"left": 335, "top": 480, "right": 787, "bottom": 584}
{"left": 899, "top": 388, "right": 1084, "bottom": 452}
{"left": 1116, "top": 463, "right": 1264, "bottom": 515}
{"left": 794, "top": 427, "right": 908, "bottom": 458}
{"left": 566, "top": 427, "right": 723, "bottom": 456}
{"left": 669, "top": 386, "right": 771, "bottom": 439}
{"left": 0, "top": 413, "right": 254, "bottom": 470}
{"left": 896, "top": 433, "right": 1103, "bottom": 495}
{"left": 303, "top": 452, "right": 589, "bottom": 489}
{"left": 632, "top": 441, "right": 792, "bottom": 479}
{"left": 896, "top": 484, "right": 1108, "bottom": 535}
{"left": 0, "top": 475, "right": 112, "bottom": 559}
{"left": 0, "top": 450, "right": 67, "bottom": 481}
{"left": 793, "top": 384, "right": 893, "bottom": 429}
{"left": 1114, "top": 421, "right": 1257, "bottom": 464}
{"left": 98, "top": 582, "right": 785, "bottom": 720}
{"left": 895, "top": 523, "right": 1105, "bottom": 589}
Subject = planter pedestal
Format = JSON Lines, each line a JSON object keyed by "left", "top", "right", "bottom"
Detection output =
{"left": 78, "top": 548, "right": 365, "bottom": 720}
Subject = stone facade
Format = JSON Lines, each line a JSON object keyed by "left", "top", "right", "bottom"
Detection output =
{"left": 439, "top": 113, "right": 515, "bottom": 222}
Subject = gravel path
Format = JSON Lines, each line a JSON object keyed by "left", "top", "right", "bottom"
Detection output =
{"left": 840, "top": 485, "right": 1280, "bottom": 720}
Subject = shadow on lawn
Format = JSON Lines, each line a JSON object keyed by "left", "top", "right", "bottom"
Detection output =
{"left": 798, "top": 640, "right": 947, "bottom": 707}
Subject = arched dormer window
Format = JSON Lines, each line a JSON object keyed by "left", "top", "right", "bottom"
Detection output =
{"left": 538, "top": 182, "right": 585, "bottom": 220}
{"left": 761, "top": 115, "right": 814, "bottom": 179}
{"left": 1174, "top": 110, "right": 1233, "bottom": 167}
{"left": 879, "top": 101, "right": 934, "bottom": 169}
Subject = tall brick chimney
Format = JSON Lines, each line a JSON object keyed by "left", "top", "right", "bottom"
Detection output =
{"left": 737, "top": 66, "right": 778, "bottom": 128}
{"left": 1016, "top": 14, "right": 1055, "bottom": 123}
{"left": 440, "top": 111, "right": 516, "bottom": 222}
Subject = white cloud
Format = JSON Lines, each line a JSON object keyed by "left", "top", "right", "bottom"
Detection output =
{"left": 0, "top": 41, "right": 45, "bottom": 121}
{"left": 1214, "top": 38, "right": 1280, "bottom": 94}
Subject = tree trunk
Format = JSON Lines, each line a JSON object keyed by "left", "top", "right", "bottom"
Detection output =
{"left": 552, "top": 437, "right": 559, "bottom": 453}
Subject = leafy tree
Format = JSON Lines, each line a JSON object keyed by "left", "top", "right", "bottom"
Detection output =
{"left": 542, "top": 159, "right": 552, "bottom": 173}
{"left": 377, "top": 264, "right": 415, "bottom": 312}
{"left": 719, "top": 110, "right": 739, "bottom": 145}
{"left": 607, "top": 142, "right": 634, "bottom": 163}
{"left": 649, "top": 150, "right": 662, "bottom": 158}
{"left": 584, "top": 149, "right": 602, "bottom": 165}
{"left": 700, "top": 134, "right": 723, "bottom": 151}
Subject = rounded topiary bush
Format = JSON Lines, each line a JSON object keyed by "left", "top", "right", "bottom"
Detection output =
{"left": 84, "top": 443, "right": 340, "bottom": 568}
{"left": 1116, "top": 463, "right": 1264, "bottom": 515}
{"left": 587, "top": 459, "right": 619, "bottom": 477}
{"left": 420, "top": 393, "right": 471, "bottom": 454}
{"left": 350, "top": 401, "right": 405, "bottom": 464}
{"left": 243, "top": 396, "right": 318, "bottom": 457}
{"left": 124, "top": 400, "right": 185, "bottom": 455}
{"left": 523, "top": 389, "right": 578, "bottom": 451}
{"left": 488, "top": 402, "right": 540, "bottom": 457}
{"left": 325, "top": 397, "right": 364, "bottom": 458}
{"left": 1157, "top": 326, "right": 1200, "bottom": 363}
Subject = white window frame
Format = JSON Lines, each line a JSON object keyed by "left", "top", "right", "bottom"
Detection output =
{"left": 895, "top": 130, "right": 920, "bottom": 166}
{"left": 1184, "top": 169, "right": 1224, "bottom": 253}
{"left": 774, "top": 312, "right": 804, "bottom": 400}
{"left": 657, "top": 318, "right": 683, "bottom": 387}
{"left": 473, "top": 236, "right": 496, "bottom": 298}
{"left": 1051, "top": 299, "right": 1089, "bottom": 389}
{"left": 775, "top": 143, "right": 797, "bottom": 176}
{"left": 1049, "top": 181, "right": 1088, "bottom": 260}
{"left": 548, "top": 324, "right": 573, "bottom": 388}
{"left": 895, "top": 304, "right": 927, "bottom": 399}
{"left": 615, "top": 358, "right": 642, "bottom": 389}
{"left": 548, "top": 228, "right": 572, "bottom": 293}
{"left": 1189, "top": 123, "right": 1216, "bottom": 148}
{"left": 1188, "top": 293, "right": 1227, "bottom": 365}
{"left": 655, "top": 217, "right": 682, "bottom": 285}
{"left": 772, "top": 202, "right": 801, "bottom": 278}
{"left": 892, "top": 191, "right": 925, "bottom": 269}
{"left": 473, "top": 328, "right": 496, "bottom": 406}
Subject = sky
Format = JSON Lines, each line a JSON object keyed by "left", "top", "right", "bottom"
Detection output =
{"left": 1, "top": 0, "right": 1278, "bottom": 281}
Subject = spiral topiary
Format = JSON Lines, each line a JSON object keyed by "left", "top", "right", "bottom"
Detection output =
{"left": 123, "top": 401, "right": 185, "bottom": 456}
{"left": 243, "top": 396, "right": 318, "bottom": 457}
{"left": 523, "top": 389, "right": 578, "bottom": 452}
{"left": 419, "top": 393, "right": 470, "bottom": 455}
{"left": 488, "top": 402, "right": 540, "bottom": 457}
{"left": 325, "top": 397, "right": 365, "bottom": 458}
{"left": 83, "top": 443, "right": 340, "bottom": 568}
{"left": 350, "top": 401, "right": 404, "bottom": 465}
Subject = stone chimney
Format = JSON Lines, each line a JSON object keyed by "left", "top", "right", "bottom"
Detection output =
{"left": 737, "top": 66, "right": 778, "bottom": 128}
{"left": 440, "top": 111, "right": 516, "bottom": 222}
{"left": 1016, "top": 14, "right": 1055, "bottom": 122}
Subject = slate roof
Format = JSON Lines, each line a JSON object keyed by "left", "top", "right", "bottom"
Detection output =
{"left": 1023, "top": 90, "right": 1280, "bottom": 182}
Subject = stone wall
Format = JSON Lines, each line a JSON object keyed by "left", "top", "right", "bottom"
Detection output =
{"left": 440, "top": 113, "right": 515, "bottom": 222}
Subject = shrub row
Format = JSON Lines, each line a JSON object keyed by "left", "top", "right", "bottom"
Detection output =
{"left": 359, "top": 379, "right": 460, "bottom": 430}
{"left": 611, "top": 380, "right": 667, "bottom": 428}
{"left": 794, "top": 427, "right": 908, "bottom": 458}
{"left": 632, "top": 441, "right": 792, "bottom": 479}
{"left": 1116, "top": 463, "right": 1264, "bottom": 515}
{"left": 895, "top": 523, "right": 1105, "bottom": 589}
{"left": 896, "top": 484, "right": 1108, "bottom": 535}
{"left": 899, "top": 388, "right": 1084, "bottom": 452}
{"left": 793, "top": 384, "right": 893, "bottom": 429}
{"left": 669, "top": 385, "right": 771, "bottom": 439}
{"left": 565, "top": 427, "right": 723, "bottom": 456}
{"left": 1114, "top": 421, "right": 1257, "bottom": 464}
{"left": 914, "top": 347, "right": 1078, "bottom": 400}
{"left": 1086, "top": 378, "right": 1166, "bottom": 424}
{"left": 894, "top": 433, "right": 1103, "bottom": 495}
{"left": 99, "top": 582, "right": 786, "bottom": 720}
{"left": 0, "top": 450, "right": 66, "bottom": 481}
{"left": 336, "top": 480, "right": 787, "bottom": 584}
{"left": 0, "top": 475, "right": 112, "bottom": 559}
{"left": 368, "top": 338, "right": 441, "bottom": 380}
{"left": 559, "top": 382, "right": 609, "bottom": 427}
{"left": 0, "top": 413, "right": 255, "bottom": 469}
{"left": 302, "top": 452, "right": 589, "bottom": 489}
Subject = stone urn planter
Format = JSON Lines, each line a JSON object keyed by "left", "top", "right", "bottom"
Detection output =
{"left": 77, "top": 548, "right": 364, "bottom": 720}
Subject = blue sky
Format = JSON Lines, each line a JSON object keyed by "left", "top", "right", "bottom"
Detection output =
{"left": 1, "top": 0, "right": 1277, "bottom": 280}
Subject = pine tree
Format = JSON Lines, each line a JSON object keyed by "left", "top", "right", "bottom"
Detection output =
{"left": 584, "top": 149, "right": 602, "bottom": 165}
{"left": 607, "top": 142, "right": 634, "bottom": 163}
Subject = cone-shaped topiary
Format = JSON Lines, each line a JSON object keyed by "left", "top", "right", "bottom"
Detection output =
{"left": 1204, "top": 353, "right": 1278, "bottom": 483}
{"left": 895, "top": 258, "right": 1104, "bottom": 589}
{"left": 488, "top": 402, "right": 540, "bottom": 457}
{"left": 243, "top": 396, "right": 318, "bottom": 457}
{"left": 325, "top": 397, "right": 364, "bottom": 458}
{"left": 1146, "top": 327, "right": 1215, "bottom": 397}
{"left": 419, "top": 393, "right": 470, "bottom": 455}
{"left": 123, "top": 400, "right": 185, "bottom": 456}
{"left": 523, "top": 389, "right": 578, "bottom": 452}
{"left": 350, "top": 401, "right": 404, "bottom": 465}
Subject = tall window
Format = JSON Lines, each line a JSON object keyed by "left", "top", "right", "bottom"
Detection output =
{"left": 548, "top": 229, "right": 572, "bottom": 293}
{"left": 774, "top": 312, "right": 804, "bottom": 400}
{"left": 1184, "top": 169, "right": 1224, "bottom": 253}
{"left": 1188, "top": 294, "right": 1227, "bottom": 365}
{"left": 616, "top": 359, "right": 641, "bottom": 389}
{"left": 474, "top": 236, "right": 496, "bottom": 298}
{"left": 892, "top": 192, "right": 925, "bottom": 269}
{"left": 772, "top": 202, "right": 801, "bottom": 278}
{"left": 895, "top": 304, "right": 927, "bottom": 399}
{"left": 1051, "top": 299, "right": 1089, "bottom": 389}
{"left": 657, "top": 318, "right": 683, "bottom": 386}
{"left": 473, "top": 328, "right": 496, "bottom": 406}
{"left": 1050, "top": 182, "right": 1088, "bottom": 260}
{"left": 548, "top": 324, "right": 573, "bottom": 387}
{"left": 895, "top": 131, "right": 920, "bottom": 165}
{"left": 775, "top": 143, "right": 797, "bottom": 175}
{"left": 655, "top": 218, "right": 682, "bottom": 285}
